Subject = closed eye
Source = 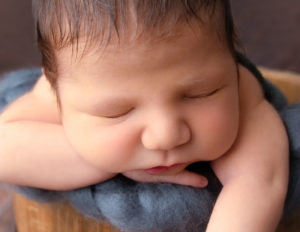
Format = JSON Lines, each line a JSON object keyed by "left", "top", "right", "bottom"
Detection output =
{"left": 101, "top": 108, "right": 134, "bottom": 119}
{"left": 184, "top": 88, "right": 219, "bottom": 99}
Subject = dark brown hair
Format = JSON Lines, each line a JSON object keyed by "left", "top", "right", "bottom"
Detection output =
{"left": 32, "top": 0, "right": 237, "bottom": 90}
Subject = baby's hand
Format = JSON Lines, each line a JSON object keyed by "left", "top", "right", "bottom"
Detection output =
{"left": 123, "top": 170, "right": 208, "bottom": 188}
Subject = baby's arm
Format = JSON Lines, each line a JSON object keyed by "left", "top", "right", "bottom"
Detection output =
{"left": 0, "top": 75, "right": 115, "bottom": 190}
{"left": 208, "top": 66, "right": 289, "bottom": 232}
{"left": 0, "top": 75, "right": 207, "bottom": 190}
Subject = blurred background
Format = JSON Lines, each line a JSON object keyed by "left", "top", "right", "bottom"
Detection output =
{"left": 0, "top": 0, "right": 300, "bottom": 231}
{"left": 0, "top": 0, "right": 300, "bottom": 75}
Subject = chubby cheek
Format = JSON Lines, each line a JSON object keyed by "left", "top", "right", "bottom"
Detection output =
{"left": 191, "top": 97, "right": 239, "bottom": 161}
{"left": 63, "top": 121, "right": 140, "bottom": 172}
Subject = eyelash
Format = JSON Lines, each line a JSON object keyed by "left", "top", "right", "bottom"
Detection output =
{"left": 102, "top": 108, "right": 134, "bottom": 119}
{"left": 184, "top": 89, "right": 219, "bottom": 99}
{"left": 101, "top": 89, "right": 219, "bottom": 119}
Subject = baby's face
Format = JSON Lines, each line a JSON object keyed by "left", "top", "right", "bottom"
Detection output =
{"left": 57, "top": 26, "right": 240, "bottom": 175}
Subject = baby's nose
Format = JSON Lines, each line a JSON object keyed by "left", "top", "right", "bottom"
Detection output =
{"left": 141, "top": 113, "right": 191, "bottom": 151}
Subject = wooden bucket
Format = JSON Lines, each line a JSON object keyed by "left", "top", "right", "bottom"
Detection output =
{"left": 259, "top": 67, "right": 300, "bottom": 103}
{"left": 13, "top": 193, "right": 120, "bottom": 232}
{"left": 13, "top": 68, "right": 300, "bottom": 232}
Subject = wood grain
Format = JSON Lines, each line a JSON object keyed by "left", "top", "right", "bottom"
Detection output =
{"left": 0, "top": 183, "right": 15, "bottom": 232}
{"left": 13, "top": 193, "right": 120, "bottom": 232}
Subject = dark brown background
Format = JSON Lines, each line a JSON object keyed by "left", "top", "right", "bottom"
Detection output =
{"left": 1, "top": 0, "right": 300, "bottom": 75}
{"left": 0, "top": 0, "right": 40, "bottom": 74}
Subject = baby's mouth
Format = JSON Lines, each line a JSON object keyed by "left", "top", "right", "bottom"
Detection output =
{"left": 144, "top": 163, "right": 181, "bottom": 175}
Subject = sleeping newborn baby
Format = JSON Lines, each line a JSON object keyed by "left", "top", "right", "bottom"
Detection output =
{"left": 0, "top": 1, "right": 290, "bottom": 231}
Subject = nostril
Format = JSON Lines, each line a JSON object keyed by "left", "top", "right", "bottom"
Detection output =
{"left": 141, "top": 126, "right": 190, "bottom": 151}
{"left": 178, "top": 121, "right": 191, "bottom": 145}
{"left": 141, "top": 113, "right": 191, "bottom": 150}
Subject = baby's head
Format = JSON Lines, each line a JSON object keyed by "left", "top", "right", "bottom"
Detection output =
{"left": 33, "top": 0, "right": 237, "bottom": 91}
{"left": 32, "top": 0, "right": 240, "bottom": 175}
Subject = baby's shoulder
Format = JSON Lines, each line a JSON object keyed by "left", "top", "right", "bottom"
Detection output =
{"left": 31, "top": 75, "right": 56, "bottom": 100}
{"left": 0, "top": 75, "right": 60, "bottom": 124}
{"left": 238, "top": 65, "right": 265, "bottom": 111}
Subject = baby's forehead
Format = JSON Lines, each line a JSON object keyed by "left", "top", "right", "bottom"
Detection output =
{"left": 56, "top": 20, "right": 225, "bottom": 69}
{"left": 57, "top": 26, "right": 235, "bottom": 90}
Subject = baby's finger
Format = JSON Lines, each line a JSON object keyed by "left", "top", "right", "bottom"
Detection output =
{"left": 123, "top": 170, "right": 208, "bottom": 188}
{"left": 157, "top": 170, "right": 208, "bottom": 188}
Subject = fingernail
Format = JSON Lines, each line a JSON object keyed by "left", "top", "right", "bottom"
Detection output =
{"left": 203, "top": 178, "right": 208, "bottom": 186}
{"left": 200, "top": 177, "right": 208, "bottom": 187}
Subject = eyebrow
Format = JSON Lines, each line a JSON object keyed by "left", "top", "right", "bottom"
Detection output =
{"left": 178, "top": 77, "right": 207, "bottom": 87}
{"left": 177, "top": 73, "right": 223, "bottom": 91}
{"left": 86, "top": 96, "right": 133, "bottom": 111}
{"left": 86, "top": 77, "right": 219, "bottom": 108}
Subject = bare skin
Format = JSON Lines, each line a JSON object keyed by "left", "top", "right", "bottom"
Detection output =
{"left": 207, "top": 65, "right": 289, "bottom": 232}
{"left": 0, "top": 26, "right": 288, "bottom": 231}
{"left": 0, "top": 65, "right": 288, "bottom": 231}
{"left": 0, "top": 76, "right": 208, "bottom": 189}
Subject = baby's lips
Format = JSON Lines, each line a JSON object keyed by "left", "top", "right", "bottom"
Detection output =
{"left": 144, "top": 163, "right": 181, "bottom": 175}
{"left": 145, "top": 166, "right": 169, "bottom": 175}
